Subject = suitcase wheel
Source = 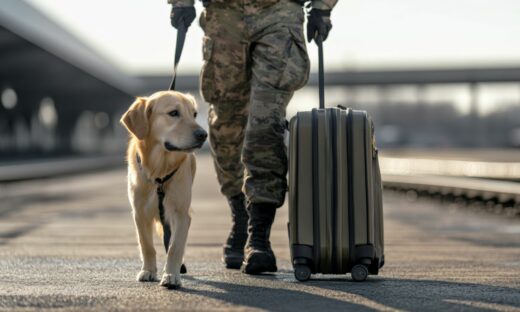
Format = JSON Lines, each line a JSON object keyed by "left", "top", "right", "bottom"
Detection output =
{"left": 351, "top": 264, "right": 369, "bottom": 282}
{"left": 294, "top": 265, "right": 311, "bottom": 282}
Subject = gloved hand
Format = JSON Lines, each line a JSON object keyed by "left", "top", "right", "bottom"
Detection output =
{"left": 170, "top": 6, "right": 196, "bottom": 29}
{"left": 306, "top": 9, "right": 332, "bottom": 43}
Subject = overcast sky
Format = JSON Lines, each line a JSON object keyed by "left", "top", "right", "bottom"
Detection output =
{"left": 27, "top": 0, "right": 520, "bottom": 75}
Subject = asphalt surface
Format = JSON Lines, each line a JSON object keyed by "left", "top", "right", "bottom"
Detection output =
{"left": 0, "top": 154, "right": 519, "bottom": 312}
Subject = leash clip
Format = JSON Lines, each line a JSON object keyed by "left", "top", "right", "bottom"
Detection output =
{"left": 156, "top": 180, "right": 165, "bottom": 196}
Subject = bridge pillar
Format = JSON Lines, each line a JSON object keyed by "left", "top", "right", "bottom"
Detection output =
{"left": 469, "top": 82, "right": 483, "bottom": 147}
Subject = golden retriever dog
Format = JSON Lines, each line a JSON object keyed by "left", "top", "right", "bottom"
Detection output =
{"left": 120, "top": 90, "right": 207, "bottom": 289}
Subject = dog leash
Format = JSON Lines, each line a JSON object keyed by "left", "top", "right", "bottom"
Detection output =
{"left": 136, "top": 154, "right": 187, "bottom": 274}
{"left": 136, "top": 154, "right": 177, "bottom": 252}
{"left": 149, "top": 23, "right": 185, "bottom": 253}
{"left": 128, "top": 25, "right": 189, "bottom": 274}
{"left": 169, "top": 24, "right": 187, "bottom": 91}
{"left": 154, "top": 171, "right": 177, "bottom": 253}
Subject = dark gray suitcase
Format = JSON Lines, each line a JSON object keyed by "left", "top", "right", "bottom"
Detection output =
{"left": 287, "top": 40, "right": 384, "bottom": 282}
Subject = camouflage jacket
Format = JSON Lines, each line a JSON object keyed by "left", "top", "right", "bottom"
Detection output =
{"left": 167, "top": 0, "right": 337, "bottom": 11}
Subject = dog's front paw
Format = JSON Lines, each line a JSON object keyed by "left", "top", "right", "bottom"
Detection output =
{"left": 136, "top": 270, "right": 157, "bottom": 282}
{"left": 159, "top": 273, "right": 182, "bottom": 289}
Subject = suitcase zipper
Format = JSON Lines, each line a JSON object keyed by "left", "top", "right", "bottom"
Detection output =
{"left": 311, "top": 108, "right": 321, "bottom": 272}
{"left": 363, "top": 114, "right": 371, "bottom": 244}
{"left": 292, "top": 115, "right": 299, "bottom": 246}
{"left": 347, "top": 109, "right": 356, "bottom": 266}
{"left": 330, "top": 109, "right": 338, "bottom": 273}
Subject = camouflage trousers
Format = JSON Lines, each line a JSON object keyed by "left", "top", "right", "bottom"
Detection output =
{"left": 199, "top": 0, "right": 310, "bottom": 208}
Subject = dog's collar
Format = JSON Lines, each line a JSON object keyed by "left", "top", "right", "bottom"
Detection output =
{"left": 136, "top": 153, "right": 178, "bottom": 188}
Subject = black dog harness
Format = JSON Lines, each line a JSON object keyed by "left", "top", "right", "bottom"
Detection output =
{"left": 136, "top": 154, "right": 178, "bottom": 253}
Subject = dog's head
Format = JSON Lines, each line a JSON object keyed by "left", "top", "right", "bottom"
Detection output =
{"left": 120, "top": 91, "right": 207, "bottom": 152}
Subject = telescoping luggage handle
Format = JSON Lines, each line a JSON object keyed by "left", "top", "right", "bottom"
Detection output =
{"left": 317, "top": 36, "right": 325, "bottom": 109}
{"left": 284, "top": 35, "right": 326, "bottom": 131}
{"left": 169, "top": 24, "right": 187, "bottom": 90}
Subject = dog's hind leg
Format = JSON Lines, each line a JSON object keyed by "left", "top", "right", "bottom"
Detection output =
{"left": 160, "top": 210, "right": 191, "bottom": 289}
{"left": 134, "top": 212, "right": 157, "bottom": 282}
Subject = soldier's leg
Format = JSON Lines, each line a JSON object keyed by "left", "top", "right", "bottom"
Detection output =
{"left": 200, "top": 5, "right": 250, "bottom": 199}
{"left": 199, "top": 6, "right": 251, "bottom": 268}
{"left": 241, "top": 1, "right": 310, "bottom": 274}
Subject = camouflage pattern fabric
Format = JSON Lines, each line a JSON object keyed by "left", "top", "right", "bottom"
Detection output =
{"left": 200, "top": 0, "right": 310, "bottom": 207}
{"left": 310, "top": 0, "right": 338, "bottom": 10}
{"left": 167, "top": 0, "right": 338, "bottom": 11}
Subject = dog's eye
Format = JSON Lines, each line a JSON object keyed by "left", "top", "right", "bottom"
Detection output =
{"left": 168, "top": 110, "right": 180, "bottom": 117}
{"left": 194, "top": 112, "right": 198, "bottom": 118}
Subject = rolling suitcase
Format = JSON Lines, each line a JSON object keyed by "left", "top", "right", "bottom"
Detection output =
{"left": 288, "top": 39, "right": 385, "bottom": 282}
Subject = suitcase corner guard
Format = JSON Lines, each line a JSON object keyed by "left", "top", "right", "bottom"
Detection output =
{"left": 291, "top": 244, "right": 313, "bottom": 265}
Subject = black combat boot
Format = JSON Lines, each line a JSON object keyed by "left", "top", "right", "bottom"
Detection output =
{"left": 241, "top": 203, "right": 278, "bottom": 274}
{"left": 222, "top": 193, "right": 249, "bottom": 269}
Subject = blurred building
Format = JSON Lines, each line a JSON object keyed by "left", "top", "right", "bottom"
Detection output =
{"left": 0, "top": 0, "right": 142, "bottom": 161}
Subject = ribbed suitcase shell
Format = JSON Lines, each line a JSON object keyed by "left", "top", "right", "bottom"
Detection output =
{"left": 288, "top": 107, "right": 384, "bottom": 280}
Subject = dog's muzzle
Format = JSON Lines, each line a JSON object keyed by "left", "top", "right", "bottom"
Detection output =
{"left": 164, "top": 128, "right": 207, "bottom": 152}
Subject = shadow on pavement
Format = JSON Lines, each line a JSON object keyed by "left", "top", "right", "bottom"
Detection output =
{"left": 180, "top": 276, "right": 371, "bottom": 311}
{"left": 312, "top": 277, "right": 520, "bottom": 311}
{"left": 179, "top": 275, "right": 520, "bottom": 311}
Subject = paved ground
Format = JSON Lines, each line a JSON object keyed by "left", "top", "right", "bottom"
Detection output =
{"left": 0, "top": 154, "right": 519, "bottom": 311}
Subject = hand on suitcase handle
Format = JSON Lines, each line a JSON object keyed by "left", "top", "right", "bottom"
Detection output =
{"left": 307, "top": 9, "right": 332, "bottom": 44}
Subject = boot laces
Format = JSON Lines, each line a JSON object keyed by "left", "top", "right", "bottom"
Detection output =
{"left": 249, "top": 223, "right": 272, "bottom": 250}
{"left": 226, "top": 194, "right": 248, "bottom": 249}
{"left": 227, "top": 221, "right": 248, "bottom": 249}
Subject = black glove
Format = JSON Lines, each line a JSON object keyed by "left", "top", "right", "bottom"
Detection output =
{"left": 306, "top": 9, "right": 332, "bottom": 43}
{"left": 170, "top": 6, "right": 196, "bottom": 29}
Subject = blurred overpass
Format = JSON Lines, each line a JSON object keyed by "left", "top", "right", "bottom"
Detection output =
{"left": 140, "top": 66, "right": 520, "bottom": 149}
{"left": 139, "top": 66, "right": 520, "bottom": 93}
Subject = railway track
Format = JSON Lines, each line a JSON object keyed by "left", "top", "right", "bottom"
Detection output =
{"left": 382, "top": 169, "right": 520, "bottom": 218}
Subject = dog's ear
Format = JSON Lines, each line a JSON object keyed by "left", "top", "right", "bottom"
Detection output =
{"left": 184, "top": 93, "right": 198, "bottom": 110}
{"left": 120, "top": 97, "right": 149, "bottom": 140}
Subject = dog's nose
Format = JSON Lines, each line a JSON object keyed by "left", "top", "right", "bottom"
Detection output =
{"left": 194, "top": 128, "right": 208, "bottom": 142}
